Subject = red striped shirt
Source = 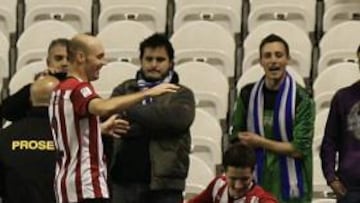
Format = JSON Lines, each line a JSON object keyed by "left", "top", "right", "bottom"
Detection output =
{"left": 50, "top": 77, "right": 109, "bottom": 203}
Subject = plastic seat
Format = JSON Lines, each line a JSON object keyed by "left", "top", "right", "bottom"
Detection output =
{"left": 313, "top": 62, "right": 360, "bottom": 111}
{"left": 323, "top": 2, "right": 360, "bottom": 32}
{"left": 9, "top": 61, "right": 47, "bottom": 95}
{"left": 0, "top": 31, "right": 9, "bottom": 78}
{"left": 99, "top": 0, "right": 167, "bottom": 32}
{"left": 173, "top": 0, "right": 242, "bottom": 34}
{"left": 24, "top": 0, "right": 92, "bottom": 33}
{"left": 16, "top": 20, "right": 77, "bottom": 72}
{"left": 248, "top": 0, "right": 316, "bottom": 33}
{"left": 185, "top": 155, "right": 214, "bottom": 195}
{"left": 318, "top": 21, "right": 360, "bottom": 74}
{"left": 0, "top": 0, "right": 16, "bottom": 38}
{"left": 191, "top": 108, "right": 222, "bottom": 171}
{"left": 171, "top": 21, "right": 235, "bottom": 77}
{"left": 243, "top": 21, "right": 312, "bottom": 78}
{"left": 312, "top": 199, "right": 336, "bottom": 203}
{"left": 97, "top": 21, "right": 153, "bottom": 66}
{"left": 176, "top": 62, "right": 229, "bottom": 120}
{"left": 236, "top": 64, "right": 306, "bottom": 94}
{"left": 92, "top": 61, "right": 138, "bottom": 98}
{"left": 314, "top": 109, "right": 329, "bottom": 141}
{"left": 313, "top": 156, "right": 332, "bottom": 194}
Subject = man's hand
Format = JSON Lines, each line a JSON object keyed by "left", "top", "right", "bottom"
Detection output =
{"left": 329, "top": 179, "right": 347, "bottom": 199}
{"left": 101, "top": 115, "right": 130, "bottom": 138}
{"left": 238, "top": 132, "right": 264, "bottom": 147}
{"left": 144, "top": 83, "right": 179, "bottom": 97}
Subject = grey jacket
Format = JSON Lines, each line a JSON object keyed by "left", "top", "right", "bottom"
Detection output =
{"left": 110, "top": 78, "right": 195, "bottom": 191}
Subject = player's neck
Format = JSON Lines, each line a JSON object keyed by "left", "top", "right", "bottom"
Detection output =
{"left": 68, "top": 69, "right": 88, "bottom": 82}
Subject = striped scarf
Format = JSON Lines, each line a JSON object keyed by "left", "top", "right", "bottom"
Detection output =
{"left": 247, "top": 73, "right": 304, "bottom": 200}
{"left": 136, "top": 70, "right": 175, "bottom": 105}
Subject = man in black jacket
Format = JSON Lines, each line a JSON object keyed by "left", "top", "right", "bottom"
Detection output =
{"left": 0, "top": 76, "right": 59, "bottom": 203}
{"left": 0, "top": 38, "right": 69, "bottom": 122}
{"left": 110, "top": 33, "right": 196, "bottom": 203}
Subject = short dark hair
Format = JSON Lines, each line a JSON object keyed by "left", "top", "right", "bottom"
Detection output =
{"left": 47, "top": 38, "right": 70, "bottom": 55}
{"left": 259, "top": 34, "right": 290, "bottom": 58}
{"left": 223, "top": 143, "right": 256, "bottom": 171}
{"left": 139, "top": 33, "right": 174, "bottom": 61}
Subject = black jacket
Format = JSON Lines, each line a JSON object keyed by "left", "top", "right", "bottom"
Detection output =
{"left": 110, "top": 77, "right": 195, "bottom": 191}
{"left": 0, "top": 107, "right": 56, "bottom": 203}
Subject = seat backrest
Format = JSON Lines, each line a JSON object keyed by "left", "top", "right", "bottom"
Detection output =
{"left": 171, "top": 21, "right": 235, "bottom": 77}
{"left": 191, "top": 108, "right": 222, "bottom": 168}
{"left": 25, "top": 0, "right": 92, "bottom": 32}
{"left": 319, "top": 21, "right": 360, "bottom": 56}
{"left": 191, "top": 108, "right": 222, "bottom": 142}
{"left": 97, "top": 21, "right": 154, "bottom": 65}
{"left": 313, "top": 62, "right": 360, "bottom": 98}
{"left": 323, "top": 2, "right": 360, "bottom": 31}
{"left": 318, "top": 21, "right": 360, "bottom": 74}
{"left": 314, "top": 92, "right": 334, "bottom": 113}
{"left": 248, "top": 0, "right": 316, "bottom": 32}
{"left": 185, "top": 155, "right": 214, "bottom": 194}
{"left": 243, "top": 21, "right": 311, "bottom": 77}
{"left": 176, "top": 61, "right": 229, "bottom": 119}
{"left": 0, "top": 30, "right": 9, "bottom": 78}
{"left": 236, "top": 64, "right": 306, "bottom": 94}
{"left": 314, "top": 108, "right": 330, "bottom": 140}
{"left": 324, "top": 0, "right": 360, "bottom": 11}
{"left": 16, "top": 20, "right": 77, "bottom": 71}
{"left": 99, "top": 0, "right": 167, "bottom": 32}
{"left": 9, "top": 61, "right": 47, "bottom": 94}
{"left": 92, "top": 61, "right": 138, "bottom": 98}
{"left": 312, "top": 199, "right": 336, "bottom": 203}
{"left": 0, "top": 0, "right": 16, "bottom": 36}
{"left": 174, "top": 0, "right": 242, "bottom": 34}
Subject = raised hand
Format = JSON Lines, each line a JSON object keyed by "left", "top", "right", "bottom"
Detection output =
{"left": 101, "top": 114, "right": 130, "bottom": 138}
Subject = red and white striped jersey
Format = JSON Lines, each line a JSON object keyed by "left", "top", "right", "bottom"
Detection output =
{"left": 49, "top": 77, "right": 109, "bottom": 203}
{"left": 188, "top": 176, "right": 277, "bottom": 203}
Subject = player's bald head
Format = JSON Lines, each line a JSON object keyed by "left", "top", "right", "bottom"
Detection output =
{"left": 30, "top": 76, "right": 59, "bottom": 106}
{"left": 67, "top": 34, "right": 102, "bottom": 62}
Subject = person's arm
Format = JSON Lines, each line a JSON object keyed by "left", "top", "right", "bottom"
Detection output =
{"left": 320, "top": 92, "right": 346, "bottom": 197}
{"left": 238, "top": 95, "right": 315, "bottom": 159}
{"left": 88, "top": 83, "right": 179, "bottom": 117}
{"left": 229, "top": 90, "right": 248, "bottom": 143}
{"left": 125, "top": 87, "right": 195, "bottom": 134}
{"left": 0, "top": 84, "right": 32, "bottom": 121}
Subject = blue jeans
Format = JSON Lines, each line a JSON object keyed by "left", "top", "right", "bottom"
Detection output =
{"left": 338, "top": 191, "right": 360, "bottom": 203}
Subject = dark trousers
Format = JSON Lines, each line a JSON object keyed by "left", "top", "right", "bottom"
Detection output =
{"left": 111, "top": 182, "right": 183, "bottom": 203}
{"left": 338, "top": 191, "right": 360, "bottom": 203}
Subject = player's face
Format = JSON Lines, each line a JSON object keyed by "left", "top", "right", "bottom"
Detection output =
{"left": 85, "top": 42, "right": 106, "bottom": 81}
{"left": 47, "top": 44, "right": 69, "bottom": 73}
{"left": 226, "top": 166, "right": 253, "bottom": 199}
{"left": 260, "top": 41, "right": 288, "bottom": 82}
{"left": 140, "top": 46, "right": 173, "bottom": 81}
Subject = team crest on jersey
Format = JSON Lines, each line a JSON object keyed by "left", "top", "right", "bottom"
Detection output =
{"left": 80, "top": 87, "right": 92, "bottom": 98}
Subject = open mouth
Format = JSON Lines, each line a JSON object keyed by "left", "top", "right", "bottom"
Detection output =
{"left": 269, "top": 66, "right": 281, "bottom": 72}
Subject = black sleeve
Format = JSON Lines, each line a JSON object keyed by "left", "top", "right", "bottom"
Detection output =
{"left": 126, "top": 87, "right": 196, "bottom": 135}
{"left": 0, "top": 84, "right": 32, "bottom": 122}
